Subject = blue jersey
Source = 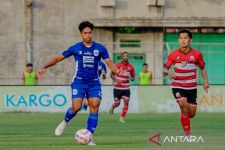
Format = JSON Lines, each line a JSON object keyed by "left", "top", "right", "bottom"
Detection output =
{"left": 62, "top": 41, "right": 110, "bottom": 82}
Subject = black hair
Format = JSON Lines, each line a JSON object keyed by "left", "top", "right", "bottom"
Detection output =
{"left": 178, "top": 29, "right": 192, "bottom": 39}
{"left": 143, "top": 63, "right": 148, "bottom": 66}
{"left": 78, "top": 21, "right": 94, "bottom": 32}
{"left": 26, "top": 63, "right": 33, "bottom": 67}
{"left": 121, "top": 52, "right": 128, "bottom": 56}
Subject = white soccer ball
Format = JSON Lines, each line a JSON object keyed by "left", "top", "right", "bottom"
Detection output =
{"left": 74, "top": 129, "right": 92, "bottom": 144}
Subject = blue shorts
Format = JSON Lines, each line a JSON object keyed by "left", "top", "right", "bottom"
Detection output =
{"left": 71, "top": 80, "right": 102, "bottom": 100}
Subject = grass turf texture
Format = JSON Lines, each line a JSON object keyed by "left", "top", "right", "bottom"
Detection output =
{"left": 0, "top": 113, "right": 224, "bottom": 150}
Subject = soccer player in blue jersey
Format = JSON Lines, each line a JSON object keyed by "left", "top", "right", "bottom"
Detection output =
{"left": 38, "top": 21, "right": 121, "bottom": 145}
{"left": 81, "top": 60, "right": 107, "bottom": 111}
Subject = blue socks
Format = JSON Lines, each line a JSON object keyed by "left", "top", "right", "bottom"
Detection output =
{"left": 87, "top": 113, "right": 98, "bottom": 134}
{"left": 64, "top": 108, "right": 98, "bottom": 134}
{"left": 64, "top": 107, "right": 77, "bottom": 123}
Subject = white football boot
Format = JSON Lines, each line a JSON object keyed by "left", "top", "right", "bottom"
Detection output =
{"left": 55, "top": 120, "right": 68, "bottom": 136}
{"left": 119, "top": 117, "right": 126, "bottom": 123}
{"left": 87, "top": 139, "right": 96, "bottom": 146}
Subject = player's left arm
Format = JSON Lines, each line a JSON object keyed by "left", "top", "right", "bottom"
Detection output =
{"left": 200, "top": 67, "right": 209, "bottom": 93}
{"left": 129, "top": 65, "right": 135, "bottom": 81}
{"left": 198, "top": 52, "right": 209, "bottom": 93}
{"left": 101, "top": 46, "right": 122, "bottom": 76}
{"left": 104, "top": 59, "right": 117, "bottom": 73}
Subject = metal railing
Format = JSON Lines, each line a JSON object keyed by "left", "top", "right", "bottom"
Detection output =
{"left": 0, "top": 42, "right": 225, "bottom": 85}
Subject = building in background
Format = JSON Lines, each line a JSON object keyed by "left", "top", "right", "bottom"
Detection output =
{"left": 0, "top": 0, "right": 225, "bottom": 85}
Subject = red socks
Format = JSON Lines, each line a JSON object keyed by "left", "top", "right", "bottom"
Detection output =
{"left": 121, "top": 105, "right": 128, "bottom": 118}
{"left": 181, "top": 113, "right": 191, "bottom": 136}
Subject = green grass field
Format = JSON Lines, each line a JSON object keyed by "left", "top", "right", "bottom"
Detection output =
{"left": 0, "top": 113, "right": 224, "bottom": 150}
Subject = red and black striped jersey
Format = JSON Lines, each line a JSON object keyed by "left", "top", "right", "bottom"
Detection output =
{"left": 165, "top": 48, "right": 205, "bottom": 89}
{"left": 114, "top": 62, "right": 135, "bottom": 90}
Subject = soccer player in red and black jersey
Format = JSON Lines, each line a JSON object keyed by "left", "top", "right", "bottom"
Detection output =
{"left": 163, "top": 29, "right": 209, "bottom": 139}
{"left": 109, "top": 52, "right": 135, "bottom": 123}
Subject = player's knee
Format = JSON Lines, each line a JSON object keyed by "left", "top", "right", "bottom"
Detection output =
{"left": 177, "top": 99, "right": 188, "bottom": 108}
{"left": 189, "top": 114, "right": 196, "bottom": 118}
{"left": 180, "top": 107, "right": 189, "bottom": 115}
{"left": 189, "top": 111, "right": 196, "bottom": 118}
{"left": 124, "top": 100, "right": 129, "bottom": 106}
{"left": 89, "top": 105, "right": 99, "bottom": 113}
{"left": 114, "top": 101, "right": 120, "bottom": 107}
{"left": 178, "top": 99, "right": 186, "bottom": 104}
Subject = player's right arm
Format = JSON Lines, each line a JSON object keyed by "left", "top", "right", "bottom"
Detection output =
{"left": 38, "top": 54, "right": 65, "bottom": 76}
{"left": 163, "top": 53, "right": 174, "bottom": 79}
{"left": 38, "top": 45, "right": 74, "bottom": 76}
{"left": 163, "top": 67, "right": 174, "bottom": 79}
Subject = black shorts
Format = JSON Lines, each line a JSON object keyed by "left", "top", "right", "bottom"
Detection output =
{"left": 172, "top": 88, "right": 197, "bottom": 105}
{"left": 113, "top": 89, "right": 130, "bottom": 100}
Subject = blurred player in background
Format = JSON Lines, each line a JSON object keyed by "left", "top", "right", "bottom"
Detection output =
{"left": 21, "top": 63, "right": 38, "bottom": 85}
{"left": 109, "top": 52, "right": 135, "bottom": 123}
{"left": 38, "top": 21, "right": 122, "bottom": 145}
{"left": 163, "top": 29, "right": 209, "bottom": 139}
{"left": 81, "top": 60, "right": 107, "bottom": 111}
{"left": 98, "top": 60, "right": 107, "bottom": 80}
{"left": 138, "top": 63, "right": 153, "bottom": 85}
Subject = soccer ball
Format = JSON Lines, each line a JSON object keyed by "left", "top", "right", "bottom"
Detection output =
{"left": 74, "top": 129, "right": 92, "bottom": 144}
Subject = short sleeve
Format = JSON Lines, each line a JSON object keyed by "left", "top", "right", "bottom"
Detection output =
{"left": 197, "top": 52, "right": 205, "bottom": 68}
{"left": 62, "top": 46, "right": 74, "bottom": 58}
{"left": 101, "top": 46, "right": 110, "bottom": 60}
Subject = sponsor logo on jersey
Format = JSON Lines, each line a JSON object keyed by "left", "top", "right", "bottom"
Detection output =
{"left": 83, "top": 56, "right": 94, "bottom": 63}
{"left": 84, "top": 52, "right": 92, "bottom": 55}
{"left": 86, "top": 64, "right": 94, "bottom": 68}
{"left": 181, "top": 61, "right": 188, "bottom": 67}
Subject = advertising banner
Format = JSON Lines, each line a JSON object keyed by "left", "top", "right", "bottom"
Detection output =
{"left": 0, "top": 85, "right": 224, "bottom": 113}
{"left": 0, "top": 86, "right": 138, "bottom": 113}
